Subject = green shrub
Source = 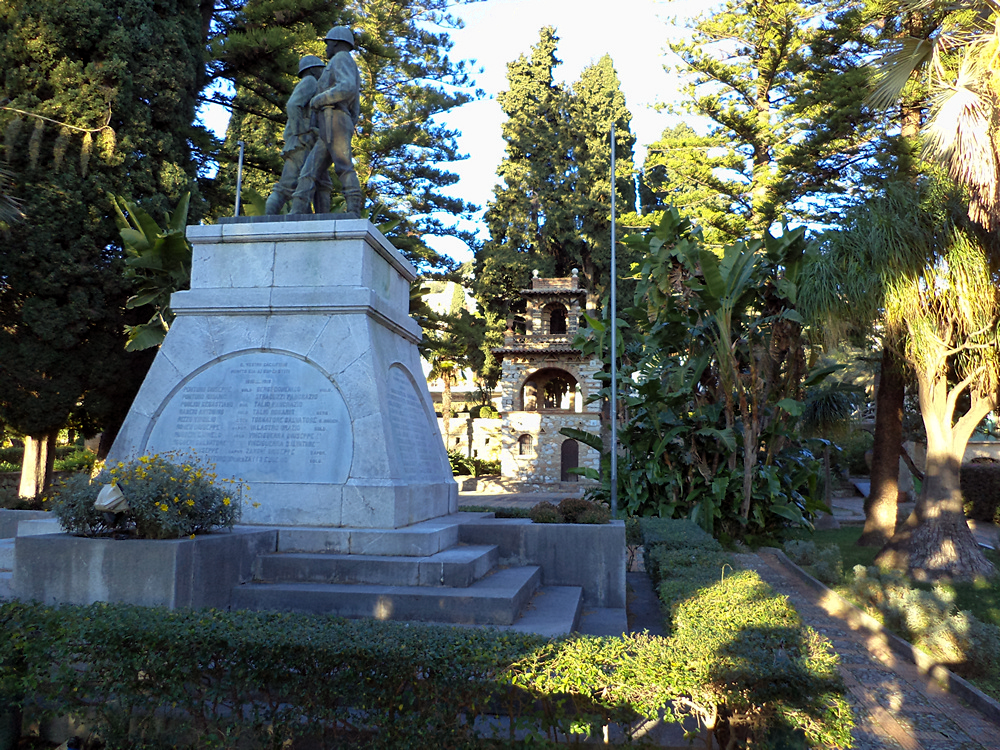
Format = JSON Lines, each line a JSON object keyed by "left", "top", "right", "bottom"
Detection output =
{"left": 836, "top": 429, "right": 873, "bottom": 476}
{"left": 448, "top": 449, "right": 474, "bottom": 476}
{"left": 962, "top": 461, "right": 1000, "bottom": 524}
{"left": 54, "top": 448, "right": 97, "bottom": 473}
{"left": 472, "top": 457, "right": 500, "bottom": 476}
{"left": 782, "top": 540, "right": 844, "bottom": 585}
{"left": 0, "top": 586, "right": 852, "bottom": 750}
{"left": 630, "top": 517, "right": 852, "bottom": 747}
{"left": 848, "top": 565, "right": 1000, "bottom": 680}
{"left": 662, "top": 572, "right": 851, "bottom": 749}
{"left": 557, "top": 497, "right": 610, "bottom": 524}
{"left": 527, "top": 499, "right": 611, "bottom": 524}
{"left": 528, "top": 501, "right": 562, "bottom": 523}
{"left": 471, "top": 404, "right": 499, "bottom": 419}
{"left": 645, "top": 547, "right": 731, "bottom": 589}
{"left": 636, "top": 517, "right": 722, "bottom": 552}
{"left": 49, "top": 453, "right": 242, "bottom": 539}
{"left": 0, "top": 444, "right": 90, "bottom": 472}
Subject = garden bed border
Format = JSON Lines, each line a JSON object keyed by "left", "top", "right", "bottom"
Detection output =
{"left": 763, "top": 546, "right": 1000, "bottom": 727}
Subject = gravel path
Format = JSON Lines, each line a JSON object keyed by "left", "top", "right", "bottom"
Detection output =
{"left": 735, "top": 552, "right": 1000, "bottom": 750}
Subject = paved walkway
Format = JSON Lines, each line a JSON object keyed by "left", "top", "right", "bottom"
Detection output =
{"left": 737, "top": 551, "right": 1000, "bottom": 750}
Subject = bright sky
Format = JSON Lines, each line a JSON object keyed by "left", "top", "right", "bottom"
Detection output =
{"left": 202, "top": 1, "right": 707, "bottom": 263}
{"left": 425, "top": 0, "right": 706, "bottom": 264}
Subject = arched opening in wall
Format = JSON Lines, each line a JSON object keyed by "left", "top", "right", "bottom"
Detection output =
{"left": 520, "top": 368, "right": 581, "bottom": 412}
{"left": 561, "top": 439, "right": 579, "bottom": 481}
{"left": 544, "top": 303, "right": 567, "bottom": 335}
{"left": 518, "top": 434, "right": 533, "bottom": 456}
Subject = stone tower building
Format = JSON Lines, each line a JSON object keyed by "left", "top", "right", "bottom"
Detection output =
{"left": 493, "top": 270, "right": 602, "bottom": 486}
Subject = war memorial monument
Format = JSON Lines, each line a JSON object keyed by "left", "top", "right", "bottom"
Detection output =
{"left": 10, "top": 28, "right": 625, "bottom": 633}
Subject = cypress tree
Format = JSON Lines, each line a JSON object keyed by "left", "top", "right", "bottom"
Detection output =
{"left": 475, "top": 27, "right": 637, "bottom": 325}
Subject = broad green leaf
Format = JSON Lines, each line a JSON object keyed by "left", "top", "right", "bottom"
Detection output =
{"left": 776, "top": 398, "right": 805, "bottom": 416}
{"left": 134, "top": 207, "right": 162, "bottom": 245}
{"left": 769, "top": 502, "right": 803, "bottom": 522}
{"left": 126, "top": 290, "right": 163, "bottom": 308}
{"left": 167, "top": 192, "right": 191, "bottom": 232}
{"left": 559, "top": 427, "right": 603, "bottom": 452}
{"left": 698, "top": 249, "right": 725, "bottom": 302}
{"left": 802, "top": 364, "right": 845, "bottom": 387}
{"left": 124, "top": 322, "right": 167, "bottom": 351}
{"left": 120, "top": 228, "right": 151, "bottom": 252}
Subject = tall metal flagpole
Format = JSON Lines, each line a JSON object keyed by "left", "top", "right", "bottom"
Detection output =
{"left": 234, "top": 141, "right": 246, "bottom": 217}
{"left": 610, "top": 126, "right": 618, "bottom": 519}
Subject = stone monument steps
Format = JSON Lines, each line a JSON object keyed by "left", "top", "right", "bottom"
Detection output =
{"left": 231, "top": 564, "right": 542, "bottom": 626}
{"left": 251, "top": 544, "right": 499, "bottom": 588}
{"left": 274, "top": 519, "right": 463, "bottom": 557}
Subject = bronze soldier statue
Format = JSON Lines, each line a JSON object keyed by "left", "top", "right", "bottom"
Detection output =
{"left": 290, "top": 26, "right": 363, "bottom": 217}
{"left": 264, "top": 55, "right": 331, "bottom": 215}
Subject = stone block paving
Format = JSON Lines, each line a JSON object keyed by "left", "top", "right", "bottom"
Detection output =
{"left": 736, "top": 552, "right": 1000, "bottom": 750}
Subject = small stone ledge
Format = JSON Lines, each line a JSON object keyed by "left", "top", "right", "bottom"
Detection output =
{"left": 14, "top": 528, "right": 278, "bottom": 610}
{"left": 217, "top": 212, "right": 357, "bottom": 224}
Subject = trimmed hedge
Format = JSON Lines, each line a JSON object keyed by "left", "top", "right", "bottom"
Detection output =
{"left": 962, "top": 461, "right": 1000, "bottom": 524}
{"left": 1, "top": 591, "right": 853, "bottom": 750}
{"left": 1, "top": 603, "right": 618, "bottom": 749}
{"left": 636, "top": 517, "right": 852, "bottom": 748}
{"left": 638, "top": 517, "right": 723, "bottom": 552}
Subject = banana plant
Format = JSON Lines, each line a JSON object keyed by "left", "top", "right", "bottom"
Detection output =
{"left": 111, "top": 193, "right": 191, "bottom": 351}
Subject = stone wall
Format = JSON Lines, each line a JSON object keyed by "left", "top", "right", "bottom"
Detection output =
{"left": 501, "top": 411, "right": 600, "bottom": 484}
{"left": 437, "top": 417, "right": 502, "bottom": 461}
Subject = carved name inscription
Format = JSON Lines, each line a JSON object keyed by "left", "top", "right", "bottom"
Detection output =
{"left": 386, "top": 366, "right": 442, "bottom": 477}
{"left": 146, "top": 353, "right": 352, "bottom": 482}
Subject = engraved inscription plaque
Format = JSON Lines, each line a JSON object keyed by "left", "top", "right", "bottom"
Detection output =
{"left": 386, "top": 366, "right": 443, "bottom": 477}
{"left": 146, "top": 353, "right": 352, "bottom": 482}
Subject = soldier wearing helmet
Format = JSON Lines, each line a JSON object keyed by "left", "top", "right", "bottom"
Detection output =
{"left": 264, "top": 55, "right": 332, "bottom": 215}
{"left": 290, "top": 26, "right": 363, "bottom": 217}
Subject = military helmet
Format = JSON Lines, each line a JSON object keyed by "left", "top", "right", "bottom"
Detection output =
{"left": 298, "top": 55, "right": 324, "bottom": 75}
{"left": 323, "top": 26, "right": 355, "bottom": 48}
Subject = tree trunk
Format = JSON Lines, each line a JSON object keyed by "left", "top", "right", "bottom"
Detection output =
{"left": 442, "top": 375, "right": 452, "bottom": 451}
{"left": 18, "top": 432, "right": 55, "bottom": 500}
{"left": 875, "top": 370, "right": 996, "bottom": 581}
{"left": 858, "top": 346, "right": 904, "bottom": 547}
{"left": 876, "top": 448, "right": 994, "bottom": 581}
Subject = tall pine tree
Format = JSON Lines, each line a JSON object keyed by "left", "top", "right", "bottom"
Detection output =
{"left": 0, "top": 0, "right": 206, "bottom": 495}
{"left": 475, "top": 27, "right": 636, "bottom": 327}
{"left": 642, "top": 0, "right": 882, "bottom": 247}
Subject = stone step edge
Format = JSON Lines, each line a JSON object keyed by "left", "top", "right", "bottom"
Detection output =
{"left": 232, "top": 565, "right": 540, "bottom": 625}
{"left": 272, "top": 521, "right": 463, "bottom": 556}
{"left": 762, "top": 547, "right": 1000, "bottom": 728}
{"left": 429, "top": 585, "right": 583, "bottom": 637}
{"left": 252, "top": 545, "right": 499, "bottom": 587}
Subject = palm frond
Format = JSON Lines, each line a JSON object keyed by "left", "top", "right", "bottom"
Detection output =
{"left": 868, "top": 37, "right": 937, "bottom": 110}
{"left": 923, "top": 56, "right": 1000, "bottom": 226}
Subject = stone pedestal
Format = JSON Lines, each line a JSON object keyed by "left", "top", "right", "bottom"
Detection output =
{"left": 108, "top": 217, "right": 456, "bottom": 528}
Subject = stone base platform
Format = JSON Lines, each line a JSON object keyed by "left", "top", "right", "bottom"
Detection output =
{"left": 5, "top": 510, "right": 625, "bottom": 636}
{"left": 107, "top": 217, "right": 456, "bottom": 529}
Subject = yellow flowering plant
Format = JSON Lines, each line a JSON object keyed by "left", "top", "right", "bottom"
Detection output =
{"left": 49, "top": 452, "right": 243, "bottom": 539}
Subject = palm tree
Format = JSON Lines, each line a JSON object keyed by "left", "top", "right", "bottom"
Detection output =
{"left": 831, "top": 179, "right": 998, "bottom": 580}
{"left": 870, "top": 0, "right": 1000, "bottom": 228}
